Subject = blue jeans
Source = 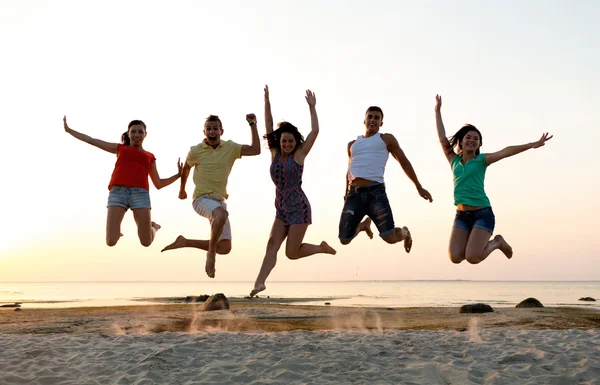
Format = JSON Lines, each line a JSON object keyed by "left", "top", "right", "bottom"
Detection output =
{"left": 338, "top": 183, "right": 395, "bottom": 242}
{"left": 453, "top": 207, "right": 495, "bottom": 234}
{"left": 107, "top": 186, "right": 151, "bottom": 210}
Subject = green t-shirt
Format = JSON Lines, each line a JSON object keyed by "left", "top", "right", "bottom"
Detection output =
{"left": 451, "top": 153, "right": 491, "bottom": 207}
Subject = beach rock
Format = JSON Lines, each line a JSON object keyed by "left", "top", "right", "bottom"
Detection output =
{"left": 1, "top": 303, "right": 21, "bottom": 308}
{"left": 14, "top": 308, "right": 22, "bottom": 312}
{"left": 202, "top": 293, "right": 230, "bottom": 311}
{"left": 516, "top": 297, "right": 544, "bottom": 308}
{"left": 579, "top": 297, "right": 596, "bottom": 302}
{"left": 459, "top": 303, "right": 494, "bottom": 313}
{"left": 324, "top": 302, "right": 331, "bottom": 305}
{"left": 185, "top": 295, "right": 210, "bottom": 303}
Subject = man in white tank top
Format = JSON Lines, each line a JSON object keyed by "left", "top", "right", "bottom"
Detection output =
{"left": 338, "top": 106, "right": 433, "bottom": 252}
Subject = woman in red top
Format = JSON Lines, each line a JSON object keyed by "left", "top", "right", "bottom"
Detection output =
{"left": 63, "top": 116, "right": 182, "bottom": 247}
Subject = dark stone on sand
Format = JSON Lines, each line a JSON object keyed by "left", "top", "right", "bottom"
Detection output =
{"left": 579, "top": 297, "right": 596, "bottom": 302}
{"left": 14, "top": 308, "right": 22, "bottom": 312}
{"left": 324, "top": 302, "right": 331, "bottom": 305}
{"left": 1, "top": 304, "right": 21, "bottom": 308}
{"left": 459, "top": 303, "right": 494, "bottom": 313}
{"left": 185, "top": 295, "right": 210, "bottom": 303}
{"left": 202, "top": 293, "right": 230, "bottom": 311}
{"left": 516, "top": 297, "right": 544, "bottom": 308}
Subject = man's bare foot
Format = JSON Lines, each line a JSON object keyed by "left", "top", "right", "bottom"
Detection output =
{"left": 495, "top": 235, "right": 513, "bottom": 259}
{"left": 151, "top": 222, "right": 161, "bottom": 231}
{"left": 250, "top": 282, "right": 266, "bottom": 297}
{"left": 358, "top": 218, "right": 374, "bottom": 239}
{"left": 161, "top": 235, "right": 187, "bottom": 252}
{"left": 320, "top": 241, "right": 337, "bottom": 255}
{"left": 403, "top": 227, "right": 412, "bottom": 253}
{"left": 205, "top": 251, "right": 216, "bottom": 278}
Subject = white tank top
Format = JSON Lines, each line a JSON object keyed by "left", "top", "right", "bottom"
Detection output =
{"left": 347, "top": 132, "right": 389, "bottom": 184}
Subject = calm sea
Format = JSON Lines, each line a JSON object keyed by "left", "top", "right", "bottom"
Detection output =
{"left": 0, "top": 281, "right": 598, "bottom": 309}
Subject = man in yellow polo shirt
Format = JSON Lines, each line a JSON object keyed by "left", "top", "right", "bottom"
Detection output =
{"left": 162, "top": 114, "right": 261, "bottom": 278}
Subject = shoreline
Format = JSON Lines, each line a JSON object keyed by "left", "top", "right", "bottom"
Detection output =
{"left": 1, "top": 301, "right": 599, "bottom": 335}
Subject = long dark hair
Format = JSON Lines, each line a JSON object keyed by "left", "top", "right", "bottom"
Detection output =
{"left": 264, "top": 121, "right": 305, "bottom": 153}
{"left": 121, "top": 120, "right": 147, "bottom": 145}
{"left": 448, "top": 124, "right": 483, "bottom": 156}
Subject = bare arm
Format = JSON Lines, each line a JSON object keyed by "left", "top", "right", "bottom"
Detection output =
{"left": 149, "top": 158, "right": 183, "bottom": 190}
{"left": 241, "top": 113, "right": 261, "bottom": 156}
{"left": 485, "top": 133, "right": 553, "bottom": 165}
{"left": 63, "top": 115, "right": 118, "bottom": 154}
{"left": 264, "top": 85, "right": 274, "bottom": 135}
{"left": 434, "top": 95, "right": 456, "bottom": 163}
{"left": 178, "top": 162, "right": 192, "bottom": 199}
{"left": 298, "top": 89, "right": 319, "bottom": 158}
{"left": 344, "top": 140, "right": 354, "bottom": 200}
{"left": 382, "top": 133, "right": 433, "bottom": 202}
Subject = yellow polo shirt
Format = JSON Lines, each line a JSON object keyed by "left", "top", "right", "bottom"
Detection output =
{"left": 187, "top": 140, "right": 243, "bottom": 200}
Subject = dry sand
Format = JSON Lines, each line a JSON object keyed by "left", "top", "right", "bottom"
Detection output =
{"left": 1, "top": 301, "right": 599, "bottom": 384}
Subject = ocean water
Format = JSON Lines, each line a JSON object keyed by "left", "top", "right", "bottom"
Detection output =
{"left": 0, "top": 281, "right": 598, "bottom": 309}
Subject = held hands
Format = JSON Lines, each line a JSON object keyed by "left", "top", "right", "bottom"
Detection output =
{"left": 246, "top": 113, "right": 257, "bottom": 126}
{"left": 531, "top": 132, "right": 553, "bottom": 149}
{"left": 305, "top": 89, "right": 316, "bottom": 107}
{"left": 435, "top": 95, "right": 442, "bottom": 113}
{"left": 417, "top": 186, "right": 433, "bottom": 202}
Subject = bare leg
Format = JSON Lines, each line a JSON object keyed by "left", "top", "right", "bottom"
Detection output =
{"left": 464, "top": 229, "right": 512, "bottom": 264}
{"left": 448, "top": 227, "right": 469, "bottom": 264}
{"left": 161, "top": 236, "right": 232, "bottom": 255}
{"left": 132, "top": 208, "right": 157, "bottom": 247}
{"left": 340, "top": 218, "right": 374, "bottom": 245}
{"left": 381, "top": 226, "right": 412, "bottom": 253}
{"left": 250, "top": 219, "right": 288, "bottom": 297}
{"left": 285, "top": 224, "right": 337, "bottom": 260}
{"left": 106, "top": 206, "right": 127, "bottom": 247}
{"left": 205, "top": 207, "right": 229, "bottom": 278}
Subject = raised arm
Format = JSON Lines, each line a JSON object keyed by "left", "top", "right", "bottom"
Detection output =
{"left": 434, "top": 95, "right": 456, "bottom": 163}
{"left": 63, "top": 116, "right": 118, "bottom": 154}
{"left": 485, "top": 133, "right": 553, "bottom": 166}
{"left": 298, "top": 89, "right": 319, "bottom": 158}
{"left": 149, "top": 158, "right": 183, "bottom": 190}
{"left": 344, "top": 140, "right": 354, "bottom": 200}
{"left": 241, "top": 113, "right": 261, "bottom": 156}
{"left": 178, "top": 162, "right": 192, "bottom": 199}
{"left": 264, "top": 85, "right": 274, "bottom": 135}
{"left": 382, "top": 133, "right": 433, "bottom": 202}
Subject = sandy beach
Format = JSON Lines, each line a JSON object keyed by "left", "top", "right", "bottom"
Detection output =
{"left": 1, "top": 300, "right": 599, "bottom": 384}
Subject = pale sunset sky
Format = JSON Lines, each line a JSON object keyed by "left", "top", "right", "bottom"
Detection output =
{"left": 0, "top": 0, "right": 598, "bottom": 282}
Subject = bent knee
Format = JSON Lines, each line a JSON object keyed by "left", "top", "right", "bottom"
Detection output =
{"left": 106, "top": 238, "right": 119, "bottom": 247}
{"left": 140, "top": 239, "right": 152, "bottom": 247}
{"left": 465, "top": 255, "right": 482, "bottom": 264}
{"left": 339, "top": 238, "right": 351, "bottom": 245}
{"left": 285, "top": 250, "right": 301, "bottom": 260}
{"left": 449, "top": 252, "right": 465, "bottom": 264}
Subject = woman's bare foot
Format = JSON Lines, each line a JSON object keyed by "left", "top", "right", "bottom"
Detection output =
{"left": 358, "top": 218, "right": 374, "bottom": 239}
{"left": 151, "top": 222, "right": 161, "bottom": 231}
{"left": 403, "top": 227, "right": 412, "bottom": 253}
{"left": 161, "top": 235, "right": 187, "bottom": 252}
{"left": 320, "top": 241, "right": 337, "bottom": 255}
{"left": 250, "top": 282, "right": 266, "bottom": 297}
{"left": 495, "top": 235, "right": 513, "bottom": 259}
{"left": 205, "top": 251, "right": 216, "bottom": 278}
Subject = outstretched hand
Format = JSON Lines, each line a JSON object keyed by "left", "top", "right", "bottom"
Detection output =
{"left": 246, "top": 113, "right": 257, "bottom": 124}
{"left": 417, "top": 186, "right": 433, "bottom": 202}
{"left": 305, "top": 89, "right": 316, "bottom": 107}
{"left": 435, "top": 95, "right": 442, "bottom": 113}
{"left": 531, "top": 132, "right": 553, "bottom": 149}
{"left": 264, "top": 85, "right": 270, "bottom": 102}
{"left": 176, "top": 157, "right": 183, "bottom": 176}
{"left": 63, "top": 115, "right": 71, "bottom": 132}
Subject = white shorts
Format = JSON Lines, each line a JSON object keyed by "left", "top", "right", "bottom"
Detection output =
{"left": 192, "top": 196, "right": 232, "bottom": 241}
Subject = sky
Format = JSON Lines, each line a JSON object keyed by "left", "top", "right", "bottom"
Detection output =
{"left": 0, "top": 0, "right": 598, "bottom": 282}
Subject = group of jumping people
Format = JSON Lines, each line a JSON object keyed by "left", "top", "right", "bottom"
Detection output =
{"left": 64, "top": 87, "right": 552, "bottom": 297}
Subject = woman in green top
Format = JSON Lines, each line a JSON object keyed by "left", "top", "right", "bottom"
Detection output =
{"left": 434, "top": 95, "right": 552, "bottom": 264}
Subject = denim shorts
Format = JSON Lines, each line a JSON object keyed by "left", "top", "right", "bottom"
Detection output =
{"left": 338, "top": 183, "right": 395, "bottom": 241}
{"left": 107, "top": 186, "right": 151, "bottom": 210}
{"left": 453, "top": 206, "right": 495, "bottom": 234}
